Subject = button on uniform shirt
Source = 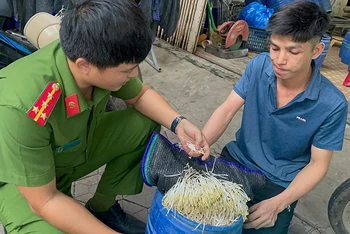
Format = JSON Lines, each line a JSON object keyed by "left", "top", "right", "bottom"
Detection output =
{"left": 0, "top": 40, "right": 143, "bottom": 187}
{"left": 226, "top": 53, "right": 348, "bottom": 188}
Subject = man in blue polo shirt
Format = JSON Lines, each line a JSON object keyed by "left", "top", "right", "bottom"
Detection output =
{"left": 202, "top": 1, "right": 348, "bottom": 233}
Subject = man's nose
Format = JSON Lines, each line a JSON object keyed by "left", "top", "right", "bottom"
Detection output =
{"left": 275, "top": 51, "right": 287, "bottom": 65}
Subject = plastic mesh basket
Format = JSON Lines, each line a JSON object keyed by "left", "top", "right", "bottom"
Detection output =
{"left": 247, "top": 27, "right": 271, "bottom": 53}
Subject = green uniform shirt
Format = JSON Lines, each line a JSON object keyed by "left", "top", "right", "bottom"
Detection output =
{"left": 0, "top": 40, "right": 143, "bottom": 187}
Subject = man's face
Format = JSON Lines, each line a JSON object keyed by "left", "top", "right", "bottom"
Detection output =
{"left": 89, "top": 63, "right": 139, "bottom": 92}
{"left": 269, "top": 34, "right": 323, "bottom": 80}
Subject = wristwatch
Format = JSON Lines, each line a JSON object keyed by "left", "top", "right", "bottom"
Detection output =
{"left": 171, "top": 116, "right": 186, "bottom": 133}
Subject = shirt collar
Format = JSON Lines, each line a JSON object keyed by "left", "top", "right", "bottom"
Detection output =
{"left": 265, "top": 59, "right": 321, "bottom": 101}
{"left": 54, "top": 40, "right": 89, "bottom": 116}
{"left": 302, "top": 61, "right": 322, "bottom": 101}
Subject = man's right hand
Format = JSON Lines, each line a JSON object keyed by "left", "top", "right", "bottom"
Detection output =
{"left": 17, "top": 178, "right": 120, "bottom": 234}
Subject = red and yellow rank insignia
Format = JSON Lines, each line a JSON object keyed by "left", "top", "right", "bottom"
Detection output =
{"left": 65, "top": 94, "right": 80, "bottom": 117}
{"left": 27, "top": 82, "right": 62, "bottom": 126}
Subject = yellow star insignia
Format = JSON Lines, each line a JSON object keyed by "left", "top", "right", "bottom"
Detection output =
{"left": 41, "top": 113, "right": 47, "bottom": 120}
{"left": 32, "top": 106, "right": 39, "bottom": 114}
{"left": 42, "top": 101, "right": 49, "bottom": 109}
{"left": 47, "top": 92, "right": 54, "bottom": 100}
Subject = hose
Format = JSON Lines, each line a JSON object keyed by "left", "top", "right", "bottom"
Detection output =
{"left": 207, "top": 0, "right": 217, "bottom": 32}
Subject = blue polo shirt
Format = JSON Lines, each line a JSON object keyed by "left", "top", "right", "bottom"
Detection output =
{"left": 226, "top": 53, "right": 348, "bottom": 188}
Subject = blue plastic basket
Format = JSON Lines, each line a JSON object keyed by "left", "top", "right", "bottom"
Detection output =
{"left": 247, "top": 27, "right": 271, "bottom": 53}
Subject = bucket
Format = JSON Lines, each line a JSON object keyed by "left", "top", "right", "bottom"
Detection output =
{"left": 146, "top": 189, "right": 244, "bottom": 234}
{"left": 314, "top": 34, "right": 331, "bottom": 68}
{"left": 340, "top": 30, "right": 350, "bottom": 65}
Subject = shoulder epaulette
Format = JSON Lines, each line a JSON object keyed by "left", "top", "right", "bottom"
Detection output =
{"left": 27, "top": 82, "right": 62, "bottom": 126}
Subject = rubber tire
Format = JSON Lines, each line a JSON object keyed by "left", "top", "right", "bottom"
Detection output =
{"left": 328, "top": 178, "right": 350, "bottom": 234}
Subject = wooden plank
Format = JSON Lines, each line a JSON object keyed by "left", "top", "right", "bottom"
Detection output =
{"left": 180, "top": 0, "right": 194, "bottom": 49}
{"left": 194, "top": 47, "right": 255, "bottom": 75}
{"left": 343, "top": 6, "right": 350, "bottom": 18}
{"left": 187, "top": 0, "right": 207, "bottom": 53}
{"left": 174, "top": 0, "right": 187, "bottom": 47}
{"left": 332, "top": 0, "right": 348, "bottom": 16}
{"left": 173, "top": 0, "right": 186, "bottom": 45}
{"left": 156, "top": 0, "right": 207, "bottom": 53}
{"left": 179, "top": 0, "right": 194, "bottom": 49}
{"left": 183, "top": 0, "right": 198, "bottom": 50}
{"left": 179, "top": 0, "right": 192, "bottom": 48}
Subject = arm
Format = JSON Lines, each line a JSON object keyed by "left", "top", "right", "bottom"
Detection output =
{"left": 245, "top": 146, "right": 332, "bottom": 229}
{"left": 126, "top": 85, "right": 182, "bottom": 130}
{"left": 201, "top": 55, "right": 255, "bottom": 146}
{"left": 126, "top": 84, "right": 210, "bottom": 159}
{"left": 202, "top": 90, "right": 245, "bottom": 146}
{"left": 17, "top": 178, "right": 119, "bottom": 234}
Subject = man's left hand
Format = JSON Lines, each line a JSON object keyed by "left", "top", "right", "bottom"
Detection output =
{"left": 175, "top": 119, "right": 210, "bottom": 160}
{"left": 244, "top": 198, "right": 283, "bottom": 229}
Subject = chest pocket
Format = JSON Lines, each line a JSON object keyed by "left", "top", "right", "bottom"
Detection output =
{"left": 54, "top": 138, "right": 86, "bottom": 169}
{"left": 55, "top": 139, "right": 81, "bottom": 154}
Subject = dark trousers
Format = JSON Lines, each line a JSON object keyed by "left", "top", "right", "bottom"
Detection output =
{"left": 220, "top": 147, "right": 297, "bottom": 234}
{"left": 243, "top": 178, "right": 298, "bottom": 234}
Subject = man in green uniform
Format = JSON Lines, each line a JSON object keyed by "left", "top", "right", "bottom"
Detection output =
{"left": 0, "top": 0, "right": 210, "bottom": 233}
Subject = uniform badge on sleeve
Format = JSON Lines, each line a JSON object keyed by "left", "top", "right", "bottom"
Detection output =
{"left": 27, "top": 82, "right": 62, "bottom": 126}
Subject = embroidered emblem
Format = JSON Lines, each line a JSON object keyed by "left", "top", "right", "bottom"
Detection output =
{"left": 65, "top": 94, "right": 80, "bottom": 117}
{"left": 32, "top": 106, "right": 39, "bottom": 114}
{"left": 47, "top": 92, "right": 53, "bottom": 100}
{"left": 42, "top": 101, "right": 49, "bottom": 109}
{"left": 27, "top": 82, "right": 62, "bottom": 126}
{"left": 296, "top": 116, "right": 306, "bottom": 122}
{"left": 41, "top": 113, "right": 47, "bottom": 120}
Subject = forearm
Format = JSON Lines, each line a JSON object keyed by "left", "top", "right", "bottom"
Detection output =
{"left": 202, "top": 90, "right": 244, "bottom": 146}
{"left": 202, "top": 105, "right": 235, "bottom": 145}
{"left": 35, "top": 192, "right": 118, "bottom": 234}
{"left": 273, "top": 160, "right": 329, "bottom": 212}
{"left": 132, "top": 88, "right": 181, "bottom": 129}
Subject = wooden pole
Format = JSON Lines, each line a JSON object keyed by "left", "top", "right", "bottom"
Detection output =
{"left": 187, "top": 0, "right": 207, "bottom": 53}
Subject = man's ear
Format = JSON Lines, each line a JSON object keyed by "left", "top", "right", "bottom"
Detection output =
{"left": 312, "top": 42, "right": 325, "bottom": 60}
{"left": 75, "top": 58, "right": 91, "bottom": 75}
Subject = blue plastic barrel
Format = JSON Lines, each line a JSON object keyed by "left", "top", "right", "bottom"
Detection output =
{"left": 266, "top": 0, "right": 332, "bottom": 13}
{"left": 146, "top": 189, "right": 244, "bottom": 234}
{"left": 340, "top": 30, "right": 350, "bottom": 65}
{"left": 266, "top": 0, "right": 292, "bottom": 12}
{"left": 314, "top": 35, "right": 331, "bottom": 68}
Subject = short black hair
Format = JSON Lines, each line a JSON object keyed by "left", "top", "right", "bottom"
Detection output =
{"left": 60, "top": 0, "right": 152, "bottom": 69}
{"left": 267, "top": 1, "right": 330, "bottom": 43}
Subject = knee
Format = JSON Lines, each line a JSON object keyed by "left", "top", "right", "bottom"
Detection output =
{"left": 143, "top": 118, "right": 160, "bottom": 142}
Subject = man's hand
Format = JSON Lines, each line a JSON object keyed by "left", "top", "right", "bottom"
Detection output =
{"left": 244, "top": 198, "right": 284, "bottom": 229}
{"left": 244, "top": 147, "right": 333, "bottom": 230}
{"left": 176, "top": 119, "right": 210, "bottom": 160}
{"left": 129, "top": 86, "right": 211, "bottom": 159}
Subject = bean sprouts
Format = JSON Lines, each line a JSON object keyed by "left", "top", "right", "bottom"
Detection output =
{"left": 162, "top": 162, "right": 250, "bottom": 228}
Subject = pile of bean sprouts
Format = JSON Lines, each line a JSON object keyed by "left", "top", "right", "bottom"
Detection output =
{"left": 162, "top": 162, "right": 250, "bottom": 228}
